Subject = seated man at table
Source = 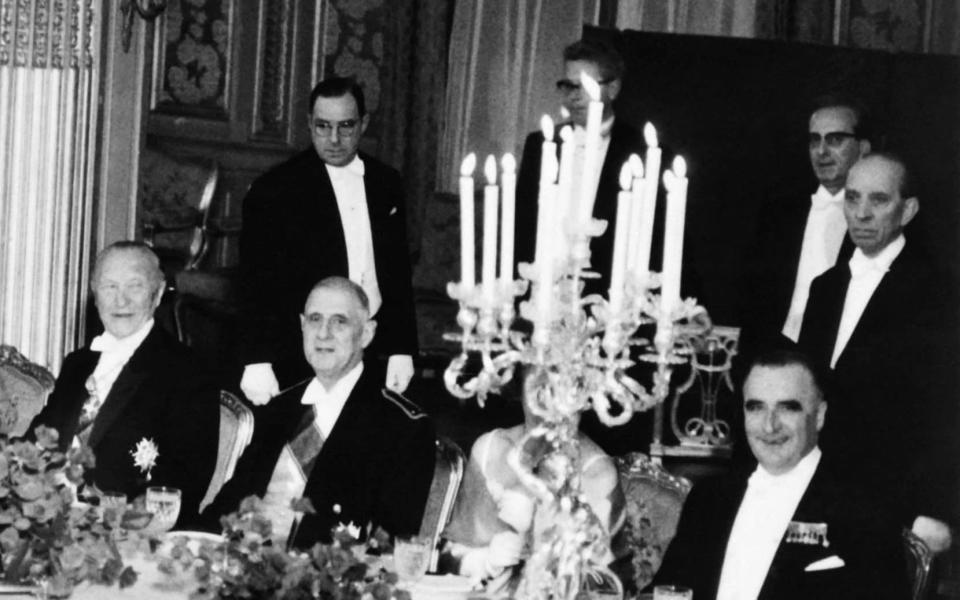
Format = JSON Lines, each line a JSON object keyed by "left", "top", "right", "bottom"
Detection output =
{"left": 652, "top": 348, "right": 907, "bottom": 600}
{"left": 202, "top": 276, "right": 436, "bottom": 548}
{"left": 440, "top": 365, "right": 625, "bottom": 594}
{"left": 29, "top": 241, "right": 219, "bottom": 526}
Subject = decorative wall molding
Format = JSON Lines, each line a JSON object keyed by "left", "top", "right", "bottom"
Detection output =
{"left": 251, "top": 0, "right": 294, "bottom": 143}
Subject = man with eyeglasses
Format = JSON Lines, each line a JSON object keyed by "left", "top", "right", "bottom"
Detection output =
{"left": 238, "top": 77, "right": 418, "bottom": 405}
{"left": 29, "top": 242, "right": 219, "bottom": 527}
{"left": 515, "top": 39, "right": 649, "bottom": 298}
{"left": 799, "top": 153, "right": 959, "bottom": 556}
{"left": 741, "top": 95, "right": 871, "bottom": 350}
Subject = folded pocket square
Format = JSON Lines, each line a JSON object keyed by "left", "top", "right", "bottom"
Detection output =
{"left": 804, "top": 555, "right": 845, "bottom": 571}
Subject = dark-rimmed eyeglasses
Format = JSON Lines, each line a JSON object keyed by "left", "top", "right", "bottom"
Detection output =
{"left": 808, "top": 131, "right": 857, "bottom": 149}
{"left": 312, "top": 118, "right": 360, "bottom": 138}
{"left": 555, "top": 78, "right": 614, "bottom": 94}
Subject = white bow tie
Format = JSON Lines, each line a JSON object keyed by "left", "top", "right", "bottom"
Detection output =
{"left": 748, "top": 468, "right": 780, "bottom": 493}
{"left": 328, "top": 156, "right": 365, "bottom": 178}
{"left": 848, "top": 252, "right": 888, "bottom": 278}
{"left": 90, "top": 333, "right": 120, "bottom": 354}
{"left": 811, "top": 188, "right": 841, "bottom": 210}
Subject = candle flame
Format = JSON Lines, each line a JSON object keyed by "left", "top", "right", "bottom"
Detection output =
{"left": 629, "top": 153, "right": 644, "bottom": 179}
{"left": 673, "top": 156, "right": 687, "bottom": 178}
{"left": 501, "top": 152, "right": 516, "bottom": 173}
{"left": 619, "top": 162, "right": 633, "bottom": 191}
{"left": 460, "top": 153, "right": 476, "bottom": 176}
{"left": 643, "top": 122, "right": 659, "bottom": 148}
{"left": 559, "top": 125, "right": 573, "bottom": 142}
{"left": 580, "top": 71, "right": 601, "bottom": 101}
{"left": 540, "top": 115, "right": 555, "bottom": 140}
{"left": 560, "top": 106, "right": 571, "bottom": 120}
{"left": 484, "top": 154, "right": 497, "bottom": 185}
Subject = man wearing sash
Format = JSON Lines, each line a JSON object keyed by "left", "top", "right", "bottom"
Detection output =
{"left": 30, "top": 242, "right": 218, "bottom": 527}
{"left": 653, "top": 349, "right": 907, "bottom": 599}
{"left": 203, "top": 277, "right": 435, "bottom": 548}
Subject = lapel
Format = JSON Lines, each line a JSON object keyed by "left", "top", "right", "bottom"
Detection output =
{"left": 87, "top": 327, "right": 162, "bottom": 448}
{"left": 58, "top": 350, "right": 101, "bottom": 447}
{"left": 815, "top": 265, "right": 851, "bottom": 363}
{"left": 300, "top": 151, "right": 349, "bottom": 273}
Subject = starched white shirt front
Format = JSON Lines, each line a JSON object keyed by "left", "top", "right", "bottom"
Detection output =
{"left": 781, "top": 186, "right": 847, "bottom": 342}
{"left": 262, "top": 362, "right": 363, "bottom": 548}
{"left": 88, "top": 319, "right": 155, "bottom": 403}
{"left": 716, "top": 447, "right": 822, "bottom": 600}
{"left": 326, "top": 156, "right": 382, "bottom": 315}
{"left": 830, "top": 235, "right": 905, "bottom": 367}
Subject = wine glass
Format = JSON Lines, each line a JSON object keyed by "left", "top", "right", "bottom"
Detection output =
{"left": 145, "top": 486, "right": 181, "bottom": 534}
{"left": 393, "top": 536, "right": 432, "bottom": 588}
{"left": 653, "top": 584, "right": 693, "bottom": 600}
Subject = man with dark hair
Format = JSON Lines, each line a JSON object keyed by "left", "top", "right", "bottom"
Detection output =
{"left": 799, "top": 152, "right": 959, "bottom": 554}
{"left": 653, "top": 348, "right": 907, "bottom": 600}
{"left": 239, "top": 76, "right": 417, "bottom": 405}
{"left": 203, "top": 276, "right": 436, "bottom": 549}
{"left": 30, "top": 241, "right": 219, "bottom": 526}
{"left": 742, "top": 94, "right": 872, "bottom": 348}
{"left": 515, "top": 38, "right": 643, "bottom": 295}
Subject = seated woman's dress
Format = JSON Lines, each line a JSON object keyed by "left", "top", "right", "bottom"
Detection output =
{"left": 441, "top": 424, "right": 625, "bottom": 595}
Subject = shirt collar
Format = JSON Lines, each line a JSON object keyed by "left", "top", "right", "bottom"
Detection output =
{"left": 302, "top": 361, "right": 364, "bottom": 405}
{"left": 89, "top": 318, "right": 154, "bottom": 355}
{"left": 811, "top": 185, "right": 844, "bottom": 210}
{"left": 325, "top": 155, "right": 365, "bottom": 178}
{"left": 848, "top": 235, "right": 905, "bottom": 278}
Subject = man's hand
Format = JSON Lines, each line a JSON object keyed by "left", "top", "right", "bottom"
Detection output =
{"left": 240, "top": 363, "right": 280, "bottom": 406}
{"left": 386, "top": 354, "right": 414, "bottom": 393}
{"left": 497, "top": 489, "right": 535, "bottom": 533}
{"left": 912, "top": 515, "right": 953, "bottom": 554}
{"left": 485, "top": 530, "right": 525, "bottom": 572}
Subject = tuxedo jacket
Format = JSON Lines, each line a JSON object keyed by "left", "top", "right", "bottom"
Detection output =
{"left": 201, "top": 366, "right": 436, "bottom": 548}
{"left": 515, "top": 119, "right": 657, "bottom": 296}
{"left": 239, "top": 148, "right": 418, "bottom": 387}
{"left": 29, "top": 326, "right": 219, "bottom": 526}
{"left": 653, "top": 458, "right": 908, "bottom": 600}
{"left": 798, "top": 241, "right": 960, "bottom": 523}
{"left": 739, "top": 189, "right": 854, "bottom": 352}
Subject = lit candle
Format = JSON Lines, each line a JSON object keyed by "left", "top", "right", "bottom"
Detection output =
{"left": 536, "top": 151, "right": 559, "bottom": 324}
{"left": 500, "top": 153, "right": 516, "bottom": 283}
{"left": 661, "top": 156, "right": 688, "bottom": 317}
{"left": 625, "top": 154, "right": 644, "bottom": 274}
{"left": 636, "top": 123, "right": 661, "bottom": 280}
{"left": 608, "top": 162, "right": 634, "bottom": 315}
{"left": 556, "top": 125, "right": 575, "bottom": 251}
{"left": 575, "top": 72, "right": 604, "bottom": 225}
{"left": 482, "top": 155, "right": 499, "bottom": 301}
{"left": 459, "top": 153, "right": 476, "bottom": 289}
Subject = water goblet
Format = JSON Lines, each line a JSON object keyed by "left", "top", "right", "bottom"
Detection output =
{"left": 145, "top": 486, "right": 181, "bottom": 534}
{"left": 393, "top": 535, "right": 432, "bottom": 588}
{"left": 653, "top": 584, "right": 693, "bottom": 600}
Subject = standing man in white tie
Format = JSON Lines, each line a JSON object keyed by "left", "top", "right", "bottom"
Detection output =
{"left": 653, "top": 348, "right": 908, "bottom": 600}
{"left": 239, "top": 77, "right": 418, "bottom": 404}
{"left": 202, "top": 277, "right": 435, "bottom": 549}
{"left": 29, "top": 242, "right": 219, "bottom": 527}
{"left": 799, "top": 153, "right": 960, "bottom": 555}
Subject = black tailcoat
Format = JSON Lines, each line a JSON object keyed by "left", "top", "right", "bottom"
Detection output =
{"left": 798, "top": 241, "right": 960, "bottom": 524}
{"left": 202, "top": 367, "right": 436, "bottom": 548}
{"left": 239, "top": 149, "right": 418, "bottom": 387}
{"left": 653, "top": 458, "right": 908, "bottom": 600}
{"left": 29, "top": 326, "right": 219, "bottom": 526}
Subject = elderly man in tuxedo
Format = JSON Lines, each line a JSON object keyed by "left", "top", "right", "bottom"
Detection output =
{"left": 799, "top": 152, "right": 959, "bottom": 554}
{"left": 653, "top": 349, "right": 907, "bottom": 600}
{"left": 239, "top": 76, "right": 417, "bottom": 405}
{"left": 742, "top": 95, "right": 871, "bottom": 350}
{"left": 30, "top": 242, "right": 218, "bottom": 526}
{"left": 203, "top": 276, "right": 435, "bottom": 549}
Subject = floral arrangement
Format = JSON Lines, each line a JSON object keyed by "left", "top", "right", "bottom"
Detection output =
{"left": 161, "top": 496, "right": 407, "bottom": 600}
{"left": 130, "top": 438, "right": 159, "bottom": 482}
{"left": 0, "top": 426, "right": 148, "bottom": 596}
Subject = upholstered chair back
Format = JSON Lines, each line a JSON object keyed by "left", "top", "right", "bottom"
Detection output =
{"left": 0, "top": 346, "right": 55, "bottom": 437}
{"left": 199, "top": 390, "right": 254, "bottom": 512}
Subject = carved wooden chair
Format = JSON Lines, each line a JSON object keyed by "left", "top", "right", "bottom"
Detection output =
{"left": 419, "top": 436, "right": 466, "bottom": 572}
{"left": 903, "top": 528, "right": 934, "bottom": 600}
{"left": 0, "top": 345, "right": 55, "bottom": 437}
{"left": 199, "top": 390, "right": 254, "bottom": 512}
{"left": 615, "top": 452, "right": 692, "bottom": 592}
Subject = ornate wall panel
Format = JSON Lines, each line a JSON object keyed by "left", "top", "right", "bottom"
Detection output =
{"left": 251, "top": 0, "right": 294, "bottom": 142}
{"left": 0, "top": 0, "right": 99, "bottom": 370}
{"left": 151, "top": 0, "right": 234, "bottom": 119}
{"left": 844, "top": 0, "right": 925, "bottom": 52}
